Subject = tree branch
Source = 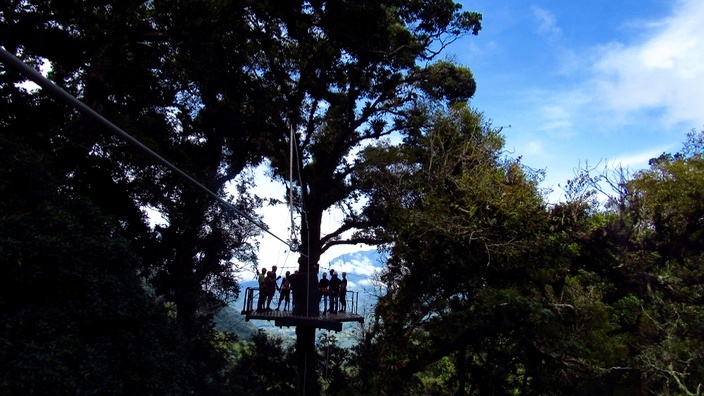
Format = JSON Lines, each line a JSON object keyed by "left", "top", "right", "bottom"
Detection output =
{"left": 321, "top": 237, "right": 383, "bottom": 254}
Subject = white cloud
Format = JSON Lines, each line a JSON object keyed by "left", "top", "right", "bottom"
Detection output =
{"left": 532, "top": 6, "right": 561, "bottom": 40}
{"left": 522, "top": 140, "right": 551, "bottom": 160}
{"left": 606, "top": 144, "right": 678, "bottom": 170}
{"left": 353, "top": 278, "right": 377, "bottom": 289}
{"left": 248, "top": 163, "right": 376, "bottom": 278}
{"left": 537, "top": 104, "right": 573, "bottom": 133}
{"left": 512, "top": 0, "right": 704, "bottom": 141}
{"left": 327, "top": 255, "right": 380, "bottom": 278}
{"left": 517, "top": 89, "right": 588, "bottom": 138}
{"left": 507, "top": 0, "right": 703, "bottom": 181}
{"left": 592, "top": 0, "right": 704, "bottom": 127}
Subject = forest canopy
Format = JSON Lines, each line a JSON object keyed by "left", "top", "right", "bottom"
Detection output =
{"left": 3, "top": 1, "right": 704, "bottom": 395}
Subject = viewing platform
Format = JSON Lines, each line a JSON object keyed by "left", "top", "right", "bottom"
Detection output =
{"left": 241, "top": 287, "right": 364, "bottom": 331}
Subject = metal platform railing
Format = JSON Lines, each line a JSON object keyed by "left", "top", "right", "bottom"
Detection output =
{"left": 241, "top": 287, "right": 360, "bottom": 315}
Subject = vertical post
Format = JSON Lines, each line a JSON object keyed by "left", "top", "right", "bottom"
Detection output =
{"left": 292, "top": 273, "right": 320, "bottom": 316}
{"left": 290, "top": 269, "right": 321, "bottom": 395}
{"left": 296, "top": 325, "right": 320, "bottom": 396}
{"left": 355, "top": 291, "right": 359, "bottom": 314}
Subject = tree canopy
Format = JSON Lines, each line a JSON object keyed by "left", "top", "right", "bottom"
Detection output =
{"left": 4, "top": 1, "right": 704, "bottom": 395}
{"left": 2, "top": 0, "right": 483, "bottom": 394}
{"left": 357, "top": 127, "right": 704, "bottom": 395}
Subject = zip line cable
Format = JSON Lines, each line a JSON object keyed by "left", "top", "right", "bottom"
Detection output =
{"left": 0, "top": 46, "right": 295, "bottom": 250}
{"left": 3, "top": 45, "right": 353, "bottom": 396}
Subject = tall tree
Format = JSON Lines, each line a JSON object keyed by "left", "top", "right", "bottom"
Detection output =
{"left": 594, "top": 130, "right": 704, "bottom": 394}
{"left": 0, "top": 94, "right": 197, "bottom": 394}
{"left": 2, "top": 1, "right": 484, "bottom": 393}
{"left": 1, "top": 1, "right": 266, "bottom": 391}
{"left": 245, "top": 2, "right": 482, "bottom": 392}
{"left": 358, "top": 104, "right": 555, "bottom": 394}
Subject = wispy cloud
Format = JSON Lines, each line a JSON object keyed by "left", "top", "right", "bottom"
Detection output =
{"left": 512, "top": 0, "right": 703, "bottom": 171}
{"left": 592, "top": 0, "right": 704, "bottom": 127}
{"left": 522, "top": 140, "right": 548, "bottom": 158}
{"left": 537, "top": 104, "right": 574, "bottom": 134}
{"left": 523, "top": 89, "right": 590, "bottom": 138}
{"left": 606, "top": 143, "right": 679, "bottom": 170}
{"left": 516, "top": 0, "right": 704, "bottom": 137}
{"left": 532, "top": 6, "right": 562, "bottom": 40}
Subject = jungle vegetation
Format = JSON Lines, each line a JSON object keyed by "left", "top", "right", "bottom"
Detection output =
{"left": 2, "top": 1, "right": 704, "bottom": 395}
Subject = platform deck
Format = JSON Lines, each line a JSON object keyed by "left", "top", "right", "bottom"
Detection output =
{"left": 242, "top": 309, "right": 364, "bottom": 331}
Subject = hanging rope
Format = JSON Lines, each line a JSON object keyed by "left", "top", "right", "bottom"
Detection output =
{"left": 290, "top": 125, "right": 312, "bottom": 315}
{"left": 288, "top": 123, "right": 300, "bottom": 252}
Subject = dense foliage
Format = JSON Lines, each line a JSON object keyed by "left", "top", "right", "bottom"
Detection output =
{"left": 233, "top": 1, "right": 482, "bottom": 391}
{"left": 3, "top": 1, "right": 704, "bottom": 395}
{"left": 0, "top": 128, "right": 196, "bottom": 394}
{"left": 356, "top": 125, "right": 704, "bottom": 395}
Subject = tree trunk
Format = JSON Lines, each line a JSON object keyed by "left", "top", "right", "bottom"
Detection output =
{"left": 294, "top": 203, "right": 323, "bottom": 395}
{"left": 456, "top": 346, "right": 467, "bottom": 396}
{"left": 296, "top": 326, "right": 320, "bottom": 396}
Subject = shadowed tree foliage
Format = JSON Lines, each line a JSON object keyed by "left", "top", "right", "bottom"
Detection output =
{"left": 2, "top": 0, "right": 267, "bottom": 392}
{"left": 317, "top": 332, "right": 355, "bottom": 395}
{"left": 2, "top": 0, "right": 476, "bottom": 391}
{"left": 1, "top": 0, "right": 485, "bottom": 393}
{"left": 229, "top": 330, "right": 297, "bottom": 396}
{"left": 0, "top": 127, "right": 196, "bottom": 395}
{"left": 5, "top": 1, "right": 704, "bottom": 394}
{"left": 524, "top": 134, "right": 704, "bottom": 395}
{"left": 358, "top": 120, "right": 704, "bottom": 395}
{"left": 242, "top": 3, "right": 482, "bottom": 392}
{"left": 356, "top": 104, "right": 556, "bottom": 395}
{"left": 584, "top": 129, "right": 704, "bottom": 395}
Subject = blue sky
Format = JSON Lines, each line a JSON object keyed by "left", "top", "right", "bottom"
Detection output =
{"left": 453, "top": 0, "right": 704, "bottom": 201}
{"left": 253, "top": 0, "right": 704, "bottom": 276}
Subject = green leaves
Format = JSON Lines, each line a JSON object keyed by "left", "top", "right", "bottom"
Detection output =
{"left": 415, "top": 61, "right": 476, "bottom": 103}
{"left": 361, "top": 103, "right": 552, "bottom": 393}
{"left": 364, "top": 112, "right": 704, "bottom": 394}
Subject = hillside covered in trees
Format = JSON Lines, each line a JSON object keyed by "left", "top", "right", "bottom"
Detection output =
{"left": 3, "top": 1, "right": 704, "bottom": 395}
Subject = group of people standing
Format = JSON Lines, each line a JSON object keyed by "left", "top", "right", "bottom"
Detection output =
{"left": 255, "top": 265, "right": 348, "bottom": 315}
{"left": 319, "top": 269, "right": 347, "bottom": 314}
{"left": 256, "top": 265, "right": 292, "bottom": 312}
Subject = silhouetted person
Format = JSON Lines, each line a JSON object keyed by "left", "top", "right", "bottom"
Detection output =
{"left": 340, "top": 272, "right": 348, "bottom": 312}
{"left": 276, "top": 271, "right": 291, "bottom": 311}
{"left": 289, "top": 270, "right": 299, "bottom": 309}
{"left": 257, "top": 267, "right": 267, "bottom": 311}
{"left": 319, "top": 272, "right": 330, "bottom": 314}
{"left": 329, "top": 271, "right": 341, "bottom": 314}
{"left": 265, "top": 270, "right": 276, "bottom": 310}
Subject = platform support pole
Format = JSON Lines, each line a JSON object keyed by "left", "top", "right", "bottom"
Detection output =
{"left": 296, "top": 325, "right": 320, "bottom": 396}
